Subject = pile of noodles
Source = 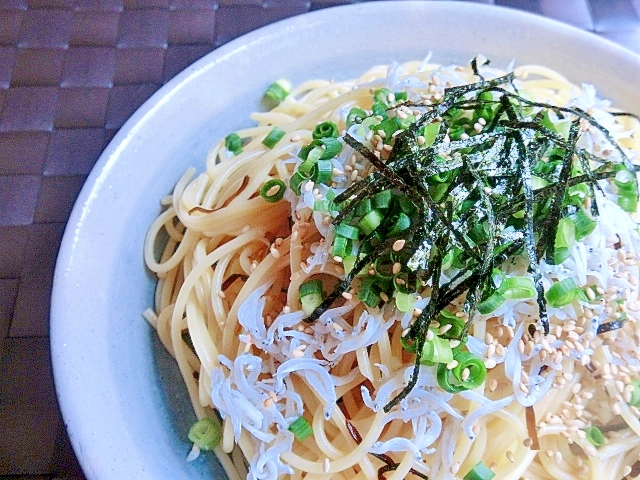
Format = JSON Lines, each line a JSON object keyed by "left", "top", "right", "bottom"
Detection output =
{"left": 144, "top": 57, "right": 640, "bottom": 480}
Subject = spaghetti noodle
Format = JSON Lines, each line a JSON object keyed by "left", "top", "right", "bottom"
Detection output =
{"left": 144, "top": 57, "right": 640, "bottom": 479}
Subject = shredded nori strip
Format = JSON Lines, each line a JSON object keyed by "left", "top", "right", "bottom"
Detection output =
{"left": 304, "top": 60, "right": 639, "bottom": 410}
{"left": 597, "top": 318, "right": 626, "bottom": 335}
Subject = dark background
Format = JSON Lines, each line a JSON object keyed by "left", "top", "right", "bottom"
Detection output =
{"left": 0, "top": 0, "right": 638, "bottom": 478}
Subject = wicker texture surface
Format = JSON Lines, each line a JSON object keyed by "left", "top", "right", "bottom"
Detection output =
{"left": 0, "top": 0, "right": 638, "bottom": 477}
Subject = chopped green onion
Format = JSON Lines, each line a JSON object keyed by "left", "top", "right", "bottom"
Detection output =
{"left": 394, "top": 91, "right": 407, "bottom": 102}
{"left": 334, "top": 223, "right": 359, "bottom": 240}
{"left": 188, "top": 417, "right": 221, "bottom": 451}
{"left": 373, "top": 87, "right": 392, "bottom": 106}
{"left": 571, "top": 208, "right": 597, "bottom": 241}
{"left": 297, "top": 158, "right": 317, "bottom": 177}
{"left": 546, "top": 278, "right": 579, "bottom": 307}
{"left": 262, "top": 126, "right": 286, "bottom": 149}
{"left": 299, "top": 138, "right": 343, "bottom": 161}
{"left": 316, "top": 137, "right": 343, "bottom": 159}
{"left": 342, "top": 255, "right": 357, "bottom": 275}
{"left": 401, "top": 331, "right": 419, "bottom": 353}
{"left": 224, "top": 132, "right": 243, "bottom": 155}
{"left": 331, "top": 236, "right": 350, "bottom": 258}
{"left": 312, "top": 121, "right": 339, "bottom": 140}
{"left": 394, "top": 291, "right": 416, "bottom": 313}
{"left": 288, "top": 416, "right": 313, "bottom": 442}
{"left": 438, "top": 351, "right": 487, "bottom": 393}
{"left": 437, "top": 310, "right": 466, "bottom": 339}
{"left": 554, "top": 246, "right": 571, "bottom": 265}
{"left": 502, "top": 276, "right": 536, "bottom": 300}
{"left": 627, "top": 379, "right": 640, "bottom": 407}
{"left": 463, "top": 461, "right": 496, "bottom": 480}
{"left": 259, "top": 179, "right": 286, "bottom": 203}
{"left": 299, "top": 279, "right": 324, "bottom": 315}
{"left": 358, "top": 209, "right": 384, "bottom": 235}
{"left": 386, "top": 212, "right": 411, "bottom": 237}
{"left": 373, "top": 189, "right": 392, "bottom": 209}
{"left": 614, "top": 165, "right": 639, "bottom": 213}
{"left": 264, "top": 78, "right": 291, "bottom": 106}
{"left": 289, "top": 171, "right": 307, "bottom": 195}
{"left": 346, "top": 107, "right": 367, "bottom": 127}
{"left": 554, "top": 217, "right": 576, "bottom": 250}
{"left": 452, "top": 351, "right": 487, "bottom": 388}
{"left": 584, "top": 426, "right": 605, "bottom": 448}
{"left": 373, "top": 117, "right": 402, "bottom": 139}
{"left": 313, "top": 199, "right": 330, "bottom": 212}
{"left": 478, "top": 292, "right": 505, "bottom": 314}
{"left": 311, "top": 159, "right": 333, "bottom": 185}
{"left": 355, "top": 197, "right": 373, "bottom": 217}
{"left": 422, "top": 121, "right": 441, "bottom": 147}
{"left": 421, "top": 335, "right": 454, "bottom": 365}
{"left": 357, "top": 276, "right": 381, "bottom": 308}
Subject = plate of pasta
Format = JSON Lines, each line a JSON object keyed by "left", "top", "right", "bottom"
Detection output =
{"left": 50, "top": 2, "right": 640, "bottom": 480}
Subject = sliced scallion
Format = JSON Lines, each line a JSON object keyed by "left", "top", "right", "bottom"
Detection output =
{"left": 311, "top": 159, "right": 333, "bottom": 185}
{"left": 312, "top": 121, "right": 339, "bottom": 140}
{"left": 224, "top": 132, "right": 243, "bottom": 155}
{"left": 628, "top": 379, "right": 640, "bottom": 407}
{"left": 346, "top": 107, "right": 367, "bottom": 127}
{"left": 463, "top": 461, "right": 496, "bottom": 480}
{"left": 259, "top": 179, "right": 286, "bottom": 203}
{"left": 262, "top": 126, "right": 286, "bottom": 149}
{"left": 546, "top": 278, "right": 579, "bottom": 307}
{"left": 299, "top": 279, "right": 324, "bottom": 316}
{"left": 264, "top": 78, "right": 291, "bottom": 106}
{"left": 188, "top": 417, "right": 221, "bottom": 451}
{"left": 358, "top": 209, "right": 384, "bottom": 235}
{"left": 421, "top": 335, "right": 454, "bottom": 365}
{"left": 288, "top": 416, "right": 313, "bottom": 442}
{"left": 394, "top": 291, "right": 416, "bottom": 313}
{"left": 584, "top": 426, "right": 605, "bottom": 447}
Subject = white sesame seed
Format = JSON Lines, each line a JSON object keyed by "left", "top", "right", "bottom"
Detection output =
{"left": 439, "top": 324, "right": 452, "bottom": 334}
{"left": 484, "top": 358, "right": 497, "bottom": 369}
{"left": 392, "top": 239, "right": 406, "bottom": 251}
{"left": 323, "top": 458, "right": 330, "bottom": 474}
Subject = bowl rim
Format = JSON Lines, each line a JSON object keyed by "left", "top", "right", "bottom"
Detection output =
{"left": 50, "top": 2, "right": 640, "bottom": 479}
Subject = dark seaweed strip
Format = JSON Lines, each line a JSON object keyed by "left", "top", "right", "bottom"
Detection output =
{"left": 462, "top": 176, "right": 496, "bottom": 333}
{"left": 344, "top": 132, "right": 482, "bottom": 263}
{"left": 303, "top": 62, "right": 639, "bottom": 410}
{"left": 499, "top": 168, "right": 618, "bottom": 217}
{"left": 513, "top": 130, "right": 550, "bottom": 334}
{"left": 442, "top": 71, "right": 516, "bottom": 102}
{"left": 502, "top": 92, "right": 637, "bottom": 186}
{"left": 576, "top": 151, "right": 606, "bottom": 198}
{"left": 597, "top": 318, "right": 626, "bottom": 334}
{"left": 543, "top": 119, "right": 581, "bottom": 263}
{"left": 343, "top": 133, "right": 425, "bottom": 201}
{"left": 385, "top": 235, "right": 448, "bottom": 412}
{"left": 331, "top": 174, "right": 393, "bottom": 225}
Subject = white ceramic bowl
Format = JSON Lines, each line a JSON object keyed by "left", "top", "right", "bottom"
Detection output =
{"left": 50, "top": 2, "right": 640, "bottom": 479}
